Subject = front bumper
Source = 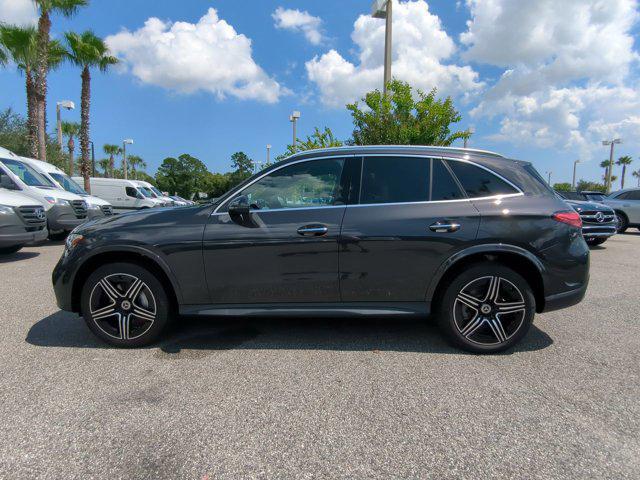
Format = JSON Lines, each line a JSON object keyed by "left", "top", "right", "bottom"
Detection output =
{"left": 86, "top": 208, "right": 106, "bottom": 221}
{"left": 0, "top": 213, "right": 48, "bottom": 247}
{"left": 582, "top": 224, "right": 617, "bottom": 239}
{"left": 47, "top": 204, "right": 87, "bottom": 232}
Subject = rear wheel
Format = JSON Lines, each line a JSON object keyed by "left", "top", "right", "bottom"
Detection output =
{"left": 81, "top": 262, "right": 172, "bottom": 347}
{"left": 437, "top": 263, "right": 535, "bottom": 354}
{"left": 616, "top": 213, "right": 628, "bottom": 233}
{"left": 0, "top": 245, "right": 23, "bottom": 255}
{"left": 586, "top": 238, "right": 607, "bottom": 246}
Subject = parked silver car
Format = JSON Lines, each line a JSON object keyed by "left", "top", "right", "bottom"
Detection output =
{"left": 602, "top": 188, "right": 640, "bottom": 232}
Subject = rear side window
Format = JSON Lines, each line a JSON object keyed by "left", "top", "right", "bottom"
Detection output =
{"left": 361, "top": 157, "right": 429, "bottom": 204}
{"left": 431, "top": 160, "right": 464, "bottom": 201}
{"left": 447, "top": 160, "right": 518, "bottom": 198}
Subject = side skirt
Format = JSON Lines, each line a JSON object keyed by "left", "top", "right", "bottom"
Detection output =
{"left": 179, "top": 302, "right": 431, "bottom": 318}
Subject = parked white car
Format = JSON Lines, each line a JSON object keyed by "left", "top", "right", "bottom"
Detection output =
{"left": 603, "top": 188, "right": 640, "bottom": 232}
{"left": 0, "top": 188, "right": 48, "bottom": 254}
{"left": 0, "top": 147, "right": 89, "bottom": 239}
{"left": 76, "top": 177, "right": 163, "bottom": 213}
{"left": 133, "top": 180, "right": 174, "bottom": 206}
{"left": 20, "top": 157, "right": 114, "bottom": 220}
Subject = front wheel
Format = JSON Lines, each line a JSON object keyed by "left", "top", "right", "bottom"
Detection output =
{"left": 81, "top": 262, "right": 172, "bottom": 347}
{"left": 437, "top": 263, "right": 535, "bottom": 354}
{"left": 616, "top": 213, "right": 629, "bottom": 233}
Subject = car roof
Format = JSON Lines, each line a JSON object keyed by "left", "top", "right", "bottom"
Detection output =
{"left": 284, "top": 145, "right": 506, "bottom": 161}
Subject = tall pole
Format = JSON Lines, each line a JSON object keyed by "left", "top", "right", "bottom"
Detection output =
{"left": 603, "top": 139, "right": 622, "bottom": 194}
{"left": 547, "top": 171, "right": 552, "bottom": 185}
{"left": 123, "top": 141, "right": 128, "bottom": 180}
{"left": 572, "top": 160, "right": 580, "bottom": 189}
{"left": 56, "top": 104, "right": 62, "bottom": 152}
{"left": 383, "top": 0, "right": 392, "bottom": 96}
{"left": 90, "top": 141, "right": 95, "bottom": 178}
{"left": 292, "top": 119, "right": 297, "bottom": 151}
{"left": 267, "top": 144, "right": 271, "bottom": 165}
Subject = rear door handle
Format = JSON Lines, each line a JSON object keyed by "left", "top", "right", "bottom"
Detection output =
{"left": 297, "top": 224, "right": 329, "bottom": 236}
{"left": 429, "top": 221, "right": 461, "bottom": 233}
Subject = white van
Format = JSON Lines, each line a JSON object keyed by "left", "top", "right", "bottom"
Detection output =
{"left": 0, "top": 188, "right": 47, "bottom": 254}
{"left": 77, "top": 177, "right": 162, "bottom": 213}
{"left": 20, "top": 157, "right": 114, "bottom": 220}
{"left": 133, "top": 180, "right": 175, "bottom": 207}
{"left": 0, "top": 147, "right": 89, "bottom": 239}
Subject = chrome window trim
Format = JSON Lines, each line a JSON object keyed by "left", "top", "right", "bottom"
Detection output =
{"left": 213, "top": 153, "right": 523, "bottom": 215}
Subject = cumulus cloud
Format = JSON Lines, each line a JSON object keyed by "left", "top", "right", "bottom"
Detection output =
{"left": 106, "top": 8, "right": 286, "bottom": 103}
{"left": 461, "top": 0, "right": 640, "bottom": 156}
{"left": 0, "top": 0, "right": 38, "bottom": 25}
{"left": 306, "top": 0, "right": 482, "bottom": 107}
{"left": 272, "top": 7, "right": 324, "bottom": 45}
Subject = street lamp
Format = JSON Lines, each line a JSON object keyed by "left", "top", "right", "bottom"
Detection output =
{"left": 56, "top": 100, "right": 75, "bottom": 152}
{"left": 602, "top": 139, "right": 622, "bottom": 194}
{"left": 372, "top": 0, "right": 392, "bottom": 96}
{"left": 463, "top": 126, "right": 475, "bottom": 149}
{"left": 572, "top": 160, "right": 580, "bottom": 189}
{"left": 122, "top": 139, "right": 134, "bottom": 180}
{"left": 289, "top": 111, "right": 300, "bottom": 152}
{"left": 546, "top": 171, "right": 552, "bottom": 185}
{"left": 266, "top": 144, "right": 271, "bottom": 166}
{"left": 89, "top": 141, "right": 96, "bottom": 177}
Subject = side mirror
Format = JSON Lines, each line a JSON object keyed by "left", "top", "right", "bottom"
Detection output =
{"left": 228, "top": 195, "right": 250, "bottom": 216}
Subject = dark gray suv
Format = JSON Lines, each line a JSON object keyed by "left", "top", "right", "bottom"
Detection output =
{"left": 53, "top": 146, "right": 589, "bottom": 353}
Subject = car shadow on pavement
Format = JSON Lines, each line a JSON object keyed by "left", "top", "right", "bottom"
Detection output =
{"left": 26, "top": 311, "right": 553, "bottom": 356}
{"left": 0, "top": 251, "right": 40, "bottom": 263}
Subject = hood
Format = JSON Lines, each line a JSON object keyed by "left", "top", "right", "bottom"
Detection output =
{"left": 565, "top": 199, "right": 614, "bottom": 213}
{"left": 82, "top": 195, "right": 111, "bottom": 207}
{"left": 36, "top": 187, "right": 86, "bottom": 202}
{"left": 0, "top": 189, "right": 45, "bottom": 207}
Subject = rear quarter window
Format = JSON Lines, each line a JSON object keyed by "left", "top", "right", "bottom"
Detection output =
{"left": 446, "top": 160, "right": 519, "bottom": 198}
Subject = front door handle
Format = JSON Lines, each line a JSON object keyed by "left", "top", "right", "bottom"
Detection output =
{"left": 429, "top": 221, "right": 461, "bottom": 233}
{"left": 297, "top": 224, "right": 329, "bottom": 236}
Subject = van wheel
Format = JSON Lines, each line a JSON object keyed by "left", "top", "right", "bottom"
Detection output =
{"left": 437, "top": 263, "right": 535, "bottom": 354}
{"left": 0, "top": 245, "right": 23, "bottom": 255}
{"left": 81, "top": 262, "right": 172, "bottom": 347}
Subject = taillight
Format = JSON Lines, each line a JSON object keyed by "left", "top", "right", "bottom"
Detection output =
{"left": 553, "top": 211, "right": 582, "bottom": 229}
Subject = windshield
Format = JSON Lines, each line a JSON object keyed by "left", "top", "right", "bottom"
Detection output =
{"left": 584, "top": 193, "right": 605, "bottom": 202}
{"left": 1, "top": 158, "right": 55, "bottom": 188}
{"left": 557, "top": 191, "right": 583, "bottom": 201}
{"left": 138, "top": 187, "right": 153, "bottom": 198}
{"left": 150, "top": 186, "right": 164, "bottom": 197}
{"left": 50, "top": 172, "right": 87, "bottom": 195}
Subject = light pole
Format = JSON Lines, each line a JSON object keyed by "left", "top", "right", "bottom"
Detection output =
{"left": 572, "top": 160, "right": 580, "bottom": 189}
{"left": 122, "top": 139, "right": 134, "bottom": 180}
{"left": 372, "top": 0, "right": 392, "bottom": 96}
{"left": 463, "top": 127, "right": 475, "bottom": 149}
{"left": 546, "top": 171, "right": 552, "bottom": 185}
{"left": 89, "top": 141, "right": 96, "bottom": 177}
{"left": 56, "top": 100, "right": 75, "bottom": 152}
{"left": 289, "top": 111, "right": 300, "bottom": 152}
{"left": 266, "top": 144, "right": 271, "bottom": 166}
{"left": 602, "top": 139, "right": 622, "bottom": 194}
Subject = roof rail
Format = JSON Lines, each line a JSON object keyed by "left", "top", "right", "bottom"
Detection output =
{"left": 285, "top": 145, "right": 505, "bottom": 159}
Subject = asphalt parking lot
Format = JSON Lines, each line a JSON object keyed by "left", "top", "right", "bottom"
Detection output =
{"left": 0, "top": 235, "right": 639, "bottom": 479}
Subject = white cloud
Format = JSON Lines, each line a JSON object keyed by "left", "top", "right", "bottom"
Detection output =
{"left": 306, "top": 0, "right": 482, "bottom": 108}
{"left": 0, "top": 0, "right": 38, "bottom": 25}
{"left": 106, "top": 8, "right": 287, "bottom": 103}
{"left": 272, "top": 7, "right": 324, "bottom": 45}
{"left": 461, "top": 0, "right": 640, "bottom": 156}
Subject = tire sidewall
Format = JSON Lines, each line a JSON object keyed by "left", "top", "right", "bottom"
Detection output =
{"left": 438, "top": 263, "right": 536, "bottom": 354}
{"left": 81, "top": 262, "right": 171, "bottom": 347}
{"left": 616, "top": 213, "right": 628, "bottom": 233}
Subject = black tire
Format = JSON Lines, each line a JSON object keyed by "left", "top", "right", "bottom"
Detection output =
{"left": 0, "top": 245, "right": 23, "bottom": 255}
{"left": 48, "top": 231, "right": 68, "bottom": 241}
{"left": 616, "top": 212, "right": 628, "bottom": 233}
{"left": 437, "top": 262, "right": 535, "bottom": 354}
{"left": 586, "top": 238, "right": 607, "bottom": 246}
{"left": 81, "top": 262, "right": 172, "bottom": 347}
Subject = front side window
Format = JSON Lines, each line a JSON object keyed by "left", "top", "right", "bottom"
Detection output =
{"left": 361, "top": 157, "right": 430, "bottom": 204}
{"left": 1, "top": 159, "right": 54, "bottom": 188}
{"left": 623, "top": 191, "right": 640, "bottom": 200}
{"left": 50, "top": 172, "right": 87, "bottom": 195}
{"left": 447, "top": 160, "right": 519, "bottom": 198}
{"left": 125, "top": 187, "right": 140, "bottom": 198}
{"left": 239, "top": 159, "right": 345, "bottom": 210}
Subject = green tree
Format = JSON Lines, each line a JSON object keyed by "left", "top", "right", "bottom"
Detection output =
{"left": 230, "top": 152, "right": 254, "bottom": 175}
{"left": 347, "top": 79, "right": 470, "bottom": 146}
{"left": 97, "top": 157, "right": 110, "bottom": 176}
{"left": 632, "top": 169, "right": 640, "bottom": 187}
{"left": 600, "top": 160, "right": 612, "bottom": 182}
{"left": 280, "top": 127, "right": 343, "bottom": 158}
{"left": 155, "top": 154, "right": 210, "bottom": 198}
{"left": 65, "top": 31, "right": 118, "bottom": 192}
{"left": 553, "top": 182, "right": 572, "bottom": 192}
{"left": 126, "top": 155, "right": 147, "bottom": 180}
{"left": 616, "top": 155, "right": 633, "bottom": 189}
{"left": 61, "top": 120, "right": 80, "bottom": 175}
{"left": 102, "top": 144, "right": 121, "bottom": 178}
{"left": 203, "top": 172, "right": 233, "bottom": 198}
{"left": 576, "top": 180, "right": 606, "bottom": 193}
{"left": 0, "top": 25, "right": 66, "bottom": 158}
{"left": 33, "top": 0, "right": 88, "bottom": 160}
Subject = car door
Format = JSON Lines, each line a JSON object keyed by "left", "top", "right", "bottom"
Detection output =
{"left": 339, "top": 156, "right": 480, "bottom": 302}
{"left": 619, "top": 191, "right": 640, "bottom": 223}
{"left": 203, "top": 157, "right": 355, "bottom": 304}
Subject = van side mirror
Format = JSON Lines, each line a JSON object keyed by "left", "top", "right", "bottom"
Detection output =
{"left": 228, "top": 195, "right": 250, "bottom": 216}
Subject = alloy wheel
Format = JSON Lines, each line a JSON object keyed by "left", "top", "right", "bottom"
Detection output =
{"left": 453, "top": 276, "right": 526, "bottom": 346}
{"left": 89, "top": 273, "right": 157, "bottom": 340}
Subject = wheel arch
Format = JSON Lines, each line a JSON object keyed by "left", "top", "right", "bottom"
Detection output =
{"left": 71, "top": 246, "right": 181, "bottom": 314}
{"left": 427, "top": 244, "right": 546, "bottom": 313}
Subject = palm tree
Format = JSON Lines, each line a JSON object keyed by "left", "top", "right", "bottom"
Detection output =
{"left": 102, "top": 144, "right": 121, "bottom": 178}
{"left": 61, "top": 121, "right": 80, "bottom": 175}
{"left": 632, "top": 169, "right": 640, "bottom": 187}
{"left": 616, "top": 156, "right": 633, "bottom": 189}
{"left": 32, "top": 0, "right": 88, "bottom": 160}
{"left": 599, "top": 159, "right": 611, "bottom": 181}
{"left": 97, "top": 158, "right": 110, "bottom": 177}
{"left": 126, "top": 155, "right": 147, "bottom": 180}
{"left": 65, "top": 31, "right": 118, "bottom": 192}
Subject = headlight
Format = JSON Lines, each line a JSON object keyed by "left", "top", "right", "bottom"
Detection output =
{"left": 0, "top": 205, "right": 15, "bottom": 215}
{"left": 64, "top": 233, "right": 84, "bottom": 256}
{"left": 44, "top": 196, "right": 70, "bottom": 206}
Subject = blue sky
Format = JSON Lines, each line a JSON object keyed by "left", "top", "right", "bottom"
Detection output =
{"left": 1, "top": 0, "right": 639, "bottom": 187}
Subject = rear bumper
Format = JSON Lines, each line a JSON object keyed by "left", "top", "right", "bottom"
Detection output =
{"left": 542, "top": 281, "right": 588, "bottom": 313}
